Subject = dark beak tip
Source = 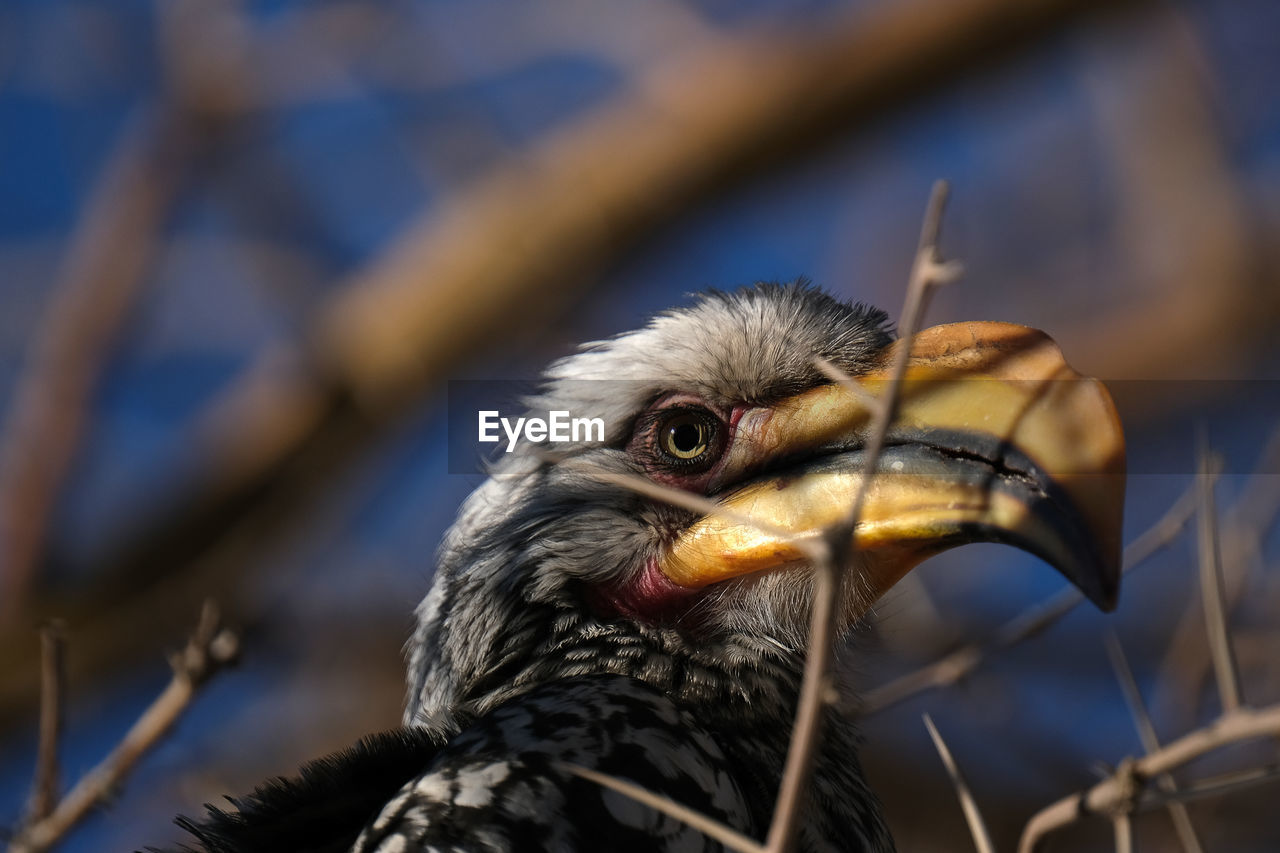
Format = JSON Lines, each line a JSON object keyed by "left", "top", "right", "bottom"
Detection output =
{"left": 1095, "top": 584, "right": 1120, "bottom": 613}
{"left": 1082, "top": 553, "right": 1123, "bottom": 613}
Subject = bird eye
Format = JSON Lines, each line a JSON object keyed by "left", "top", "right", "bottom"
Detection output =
{"left": 656, "top": 409, "right": 721, "bottom": 467}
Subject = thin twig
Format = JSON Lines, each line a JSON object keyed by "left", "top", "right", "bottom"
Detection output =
{"left": 9, "top": 601, "right": 240, "bottom": 853}
{"left": 1154, "top": 423, "right": 1280, "bottom": 730}
{"left": 1017, "top": 703, "right": 1280, "bottom": 853}
{"left": 1137, "top": 763, "right": 1280, "bottom": 810}
{"left": 1104, "top": 632, "right": 1203, "bottom": 853}
{"left": 1194, "top": 433, "right": 1242, "bottom": 713}
{"left": 766, "top": 179, "right": 957, "bottom": 853}
{"left": 812, "top": 356, "right": 884, "bottom": 417}
{"left": 555, "top": 764, "right": 766, "bottom": 853}
{"left": 922, "top": 714, "right": 995, "bottom": 853}
{"left": 862, "top": 479, "right": 1199, "bottom": 714}
{"left": 28, "top": 623, "right": 67, "bottom": 823}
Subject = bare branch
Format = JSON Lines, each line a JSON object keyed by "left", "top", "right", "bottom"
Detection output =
{"left": 1194, "top": 434, "right": 1242, "bottom": 712}
{"left": 923, "top": 714, "right": 995, "bottom": 853}
{"left": 27, "top": 623, "right": 66, "bottom": 823}
{"left": 555, "top": 763, "right": 766, "bottom": 853}
{"left": 1018, "top": 703, "right": 1280, "bottom": 853}
{"left": 765, "top": 180, "right": 956, "bottom": 853}
{"left": 9, "top": 601, "right": 240, "bottom": 853}
{"left": 1104, "top": 632, "right": 1203, "bottom": 853}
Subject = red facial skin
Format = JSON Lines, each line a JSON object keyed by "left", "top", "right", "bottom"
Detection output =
{"left": 592, "top": 557, "right": 700, "bottom": 622}
{"left": 592, "top": 394, "right": 749, "bottom": 624}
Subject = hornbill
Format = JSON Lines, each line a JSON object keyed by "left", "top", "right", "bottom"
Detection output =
{"left": 166, "top": 282, "right": 1125, "bottom": 852}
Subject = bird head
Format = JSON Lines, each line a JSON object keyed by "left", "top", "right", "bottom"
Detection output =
{"left": 406, "top": 283, "right": 1125, "bottom": 729}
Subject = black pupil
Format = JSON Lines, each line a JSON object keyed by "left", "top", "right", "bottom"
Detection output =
{"left": 671, "top": 422, "right": 703, "bottom": 453}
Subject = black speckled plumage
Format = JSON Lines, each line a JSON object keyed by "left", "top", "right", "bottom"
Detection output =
{"left": 354, "top": 676, "right": 757, "bottom": 853}
{"left": 166, "top": 284, "right": 900, "bottom": 853}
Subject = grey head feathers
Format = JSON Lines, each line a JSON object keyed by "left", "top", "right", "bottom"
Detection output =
{"left": 405, "top": 282, "right": 892, "bottom": 733}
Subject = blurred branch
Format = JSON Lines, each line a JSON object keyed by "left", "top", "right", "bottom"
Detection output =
{"left": 310, "top": 0, "right": 1127, "bottom": 405}
{"left": 155, "top": 0, "right": 253, "bottom": 123}
{"left": 0, "top": 111, "right": 193, "bottom": 624}
{"left": 0, "top": 0, "right": 247, "bottom": 625}
{"left": 0, "top": 0, "right": 1149, "bottom": 720}
{"left": 862, "top": 477, "right": 1198, "bottom": 714}
{"left": 8, "top": 601, "right": 240, "bottom": 853}
{"left": 250, "top": 0, "right": 717, "bottom": 109}
{"left": 1063, "top": 5, "right": 1278, "bottom": 385}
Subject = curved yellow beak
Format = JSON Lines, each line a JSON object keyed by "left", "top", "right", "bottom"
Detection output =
{"left": 659, "top": 322, "right": 1126, "bottom": 613}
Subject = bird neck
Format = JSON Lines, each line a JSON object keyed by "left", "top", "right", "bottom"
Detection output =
{"left": 440, "top": 602, "right": 889, "bottom": 850}
{"left": 455, "top": 599, "right": 803, "bottom": 724}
